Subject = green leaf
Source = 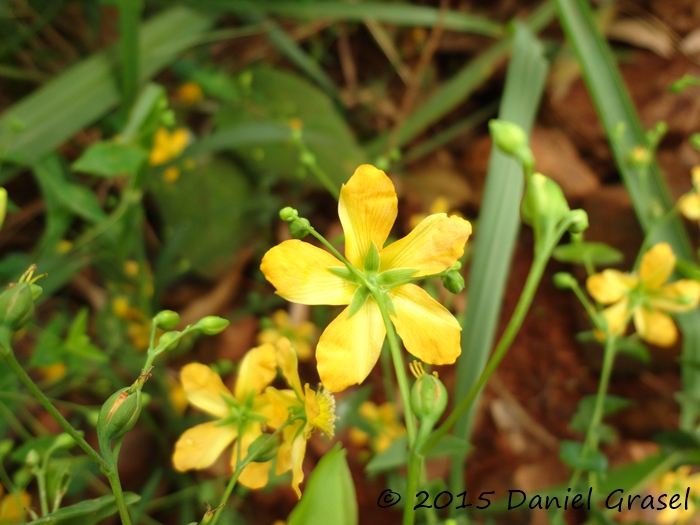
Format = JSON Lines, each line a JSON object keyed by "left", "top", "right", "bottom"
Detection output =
{"left": 0, "top": 8, "right": 216, "bottom": 169}
{"left": 552, "top": 241, "right": 624, "bottom": 266}
{"left": 652, "top": 430, "right": 700, "bottom": 451}
{"left": 366, "top": 434, "right": 472, "bottom": 475}
{"left": 615, "top": 337, "right": 650, "bottom": 364}
{"left": 570, "top": 394, "right": 632, "bottom": 435}
{"left": 29, "top": 493, "right": 140, "bottom": 525}
{"left": 554, "top": 0, "right": 700, "bottom": 429}
{"left": 72, "top": 142, "right": 148, "bottom": 178}
{"left": 149, "top": 156, "right": 252, "bottom": 277}
{"left": 288, "top": 444, "right": 357, "bottom": 525}
{"left": 559, "top": 440, "right": 608, "bottom": 474}
{"left": 210, "top": 67, "right": 366, "bottom": 187}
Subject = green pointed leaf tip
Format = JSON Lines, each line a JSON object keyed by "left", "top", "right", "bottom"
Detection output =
{"left": 570, "top": 394, "right": 632, "bottom": 435}
{"left": 72, "top": 142, "right": 148, "bottom": 178}
{"left": 559, "top": 440, "right": 608, "bottom": 474}
{"left": 553, "top": 242, "right": 624, "bottom": 266}
{"left": 347, "top": 287, "right": 371, "bottom": 318}
{"left": 288, "top": 444, "right": 358, "bottom": 525}
{"left": 377, "top": 268, "right": 418, "bottom": 287}
{"left": 364, "top": 242, "right": 380, "bottom": 275}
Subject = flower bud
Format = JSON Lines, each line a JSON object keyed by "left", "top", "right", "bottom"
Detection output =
{"left": 489, "top": 119, "right": 534, "bottom": 168}
{"left": 0, "top": 283, "right": 35, "bottom": 330}
{"left": 441, "top": 269, "right": 465, "bottom": 294}
{"left": 247, "top": 433, "right": 279, "bottom": 463}
{"left": 154, "top": 310, "right": 180, "bottom": 330}
{"left": 567, "top": 209, "right": 589, "bottom": 234}
{"left": 158, "top": 331, "right": 180, "bottom": 350}
{"left": 53, "top": 433, "right": 76, "bottom": 450}
{"left": 553, "top": 272, "right": 577, "bottom": 290}
{"left": 194, "top": 316, "right": 229, "bottom": 335}
{"left": 25, "top": 449, "right": 40, "bottom": 468}
{"left": 279, "top": 207, "right": 299, "bottom": 222}
{"left": 97, "top": 387, "right": 142, "bottom": 444}
{"left": 410, "top": 373, "right": 448, "bottom": 429}
{"left": 521, "top": 173, "right": 569, "bottom": 237}
{"left": 289, "top": 217, "right": 311, "bottom": 239}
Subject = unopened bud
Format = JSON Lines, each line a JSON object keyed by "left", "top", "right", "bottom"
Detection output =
{"left": 0, "top": 283, "right": 35, "bottom": 330}
{"left": 247, "top": 434, "right": 279, "bottom": 463}
{"left": 279, "top": 207, "right": 299, "bottom": 222}
{"left": 154, "top": 310, "right": 180, "bottom": 330}
{"left": 194, "top": 316, "right": 229, "bottom": 335}
{"left": 98, "top": 387, "right": 142, "bottom": 443}
{"left": 158, "top": 331, "right": 180, "bottom": 350}
{"left": 553, "top": 272, "right": 577, "bottom": 290}
{"left": 53, "top": 433, "right": 76, "bottom": 450}
{"left": 567, "top": 209, "right": 589, "bottom": 234}
{"left": 25, "top": 449, "right": 40, "bottom": 468}
{"left": 441, "top": 269, "right": 465, "bottom": 294}
{"left": 489, "top": 119, "right": 534, "bottom": 168}
{"left": 521, "top": 173, "right": 569, "bottom": 236}
{"left": 289, "top": 218, "right": 311, "bottom": 239}
{"left": 410, "top": 373, "right": 448, "bottom": 429}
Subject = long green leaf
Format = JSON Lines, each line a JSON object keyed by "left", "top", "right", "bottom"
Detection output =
{"left": 0, "top": 7, "right": 216, "bottom": 168}
{"left": 451, "top": 22, "right": 549, "bottom": 491}
{"left": 192, "top": 1, "right": 503, "bottom": 37}
{"left": 554, "top": 0, "right": 700, "bottom": 429}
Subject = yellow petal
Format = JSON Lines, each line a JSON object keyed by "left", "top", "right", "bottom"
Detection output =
{"left": 290, "top": 432, "right": 307, "bottom": 499}
{"left": 389, "top": 284, "right": 461, "bottom": 364}
{"left": 338, "top": 164, "right": 398, "bottom": 268}
{"left": 276, "top": 337, "right": 303, "bottom": 396}
{"left": 316, "top": 299, "right": 386, "bottom": 392}
{"left": 0, "top": 491, "right": 30, "bottom": 522}
{"left": 304, "top": 385, "right": 321, "bottom": 423}
{"left": 380, "top": 214, "right": 472, "bottom": 277}
{"left": 600, "top": 298, "right": 630, "bottom": 336}
{"left": 266, "top": 387, "right": 300, "bottom": 429}
{"left": 679, "top": 193, "right": 700, "bottom": 220}
{"left": 640, "top": 243, "right": 675, "bottom": 289}
{"left": 275, "top": 421, "right": 304, "bottom": 476}
{"left": 634, "top": 307, "right": 677, "bottom": 347}
{"left": 650, "top": 280, "right": 700, "bottom": 312}
{"left": 693, "top": 165, "right": 700, "bottom": 187}
{"left": 180, "top": 363, "right": 232, "bottom": 418}
{"left": 235, "top": 344, "right": 278, "bottom": 401}
{"left": 586, "top": 270, "right": 636, "bottom": 304}
{"left": 261, "top": 240, "right": 357, "bottom": 305}
{"left": 235, "top": 424, "right": 271, "bottom": 489}
{"left": 173, "top": 421, "right": 237, "bottom": 471}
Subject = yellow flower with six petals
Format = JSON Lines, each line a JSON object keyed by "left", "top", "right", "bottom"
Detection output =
{"left": 172, "top": 345, "right": 277, "bottom": 488}
{"left": 586, "top": 243, "right": 700, "bottom": 346}
{"left": 678, "top": 165, "right": 700, "bottom": 227}
{"left": 265, "top": 338, "right": 337, "bottom": 498}
{"left": 261, "top": 165, "right": 472, "bottom": 391}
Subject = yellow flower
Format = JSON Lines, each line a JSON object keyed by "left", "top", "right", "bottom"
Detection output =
{"left": 150, "top": 128, "right": 189, "bottom": 166}
{"left": 167, "top": 374, "right": 188, "bottom": 416}
{"left": 678, "top": 166, "right": 700, "bottom": 227}
{"left": 266, "top": 338, "right": 337, "bottom": 498}
{"left": 656, "top": 466, "right": 700, "bottom": 524}
{"left": 163, "top": 167, "right": 180, "bottom": 183}
{"left": 38, "top": 362, "right": 67, "bottom": 383}
{"left": 257, "top": 309, "right": 316, "bottom": 361}
{"left": 349, "top": 401, "right": 406, "bottom": 453}
{"left": 0, "top": 485, "right": 30, "bottom": 525}
{"left": 409, "top": 196, "right": 464, "bottom": 230}
{"left": 175, "top": 82, "right": 203, "bottom": 105}
{"left": 261, "top": 164, "right": 472, "bottom": 391}
{"left": 172, "top": 345, "right": 277, "bottom": 489}
{"left": 586, "top": 243, "right": 700, "bottom": 346}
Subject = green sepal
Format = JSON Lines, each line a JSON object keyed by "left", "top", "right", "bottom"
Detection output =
{"left": 385, "top": 294, "right": 397, "bottom": 316}
{"left": 348, "top": 287, "right": 371, "bottom": 318}
{"left": 377, "top": 268, "right": 418, "bottom": 287}
{"left": 364, "top": 241, "right": 380, "bottom": 275}
{"left": 328, "top": 267, "right": 361, "bottom": 284}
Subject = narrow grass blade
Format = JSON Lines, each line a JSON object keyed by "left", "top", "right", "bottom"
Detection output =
{"left": 554, "top": 0, "right": 700, "bottom": 429}
{"left": 192, "top": 1, "right": 503, "bottom": 37}
{"left": 0, "top": 7, "right": 216, "bottom": 169}
{"left": 366, "top": 2, "right": 555, "bottom": 156}
{"left": 451, "top": 22, "right": 548, "bottom": 490}
{"left": 117, "top": 0, "right": 143, "bottom": 114}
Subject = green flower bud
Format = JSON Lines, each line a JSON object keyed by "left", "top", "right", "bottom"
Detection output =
{"left": 279, "top": 207, "right": 299, "bottom": 222}
{"left": 489, "top": 119, "right": 534, "bottom": 168}
{"left": 247, "top": 433, "right": 279, "bottom": 463}
{"left": 53, "top": 433, "right": 76, "bottom": 450}
{"left": 194, "top": 316, "right": 229, "bottom": 335}
{"left": 0, "top": 440, "right": 13, "bottom": 459}
{"left": 25, "top": 449, "right": 40, "bottom": 468}
{"left": 521, "top": 173, "right": 569, "bottom": 237}
{"left": 553, "top": 272, "right": 577, "bottom": 290}
{"left": 30, "top": 284, "right": 42, "bottom": 301}
{"left": 0, "top": 283, "right": 35, "bottom": 330}
{"left": 441, "top": 269, "right": 465, "bottom": 294}
{"left": 97, "top": 387, "right": 143, "bottom": 444}
{"left": 158, "top": 331, "right": 180, "bottom": 350}
{"left": 300, "top": 150, "right": 316, "bottom": 167}
{"left": 410, "top": 373, "right": 448, "bottom": 429}
{"left": 154, "top": 310, "right": 180, "bottom": 330}
{"left": 289, "top": 218, "right": 311, "bottom": 239}
{"left": 567, "top": 209, "right": 589, "bottom": 234}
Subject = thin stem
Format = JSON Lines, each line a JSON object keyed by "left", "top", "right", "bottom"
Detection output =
{"left": 379, "top": 341, "right": 396, "bottom": 404}
{"left": 105, "top": 457, "right": 133, "bottom": 525}
{"left": 403, "top": 450, "right": 423, "bottom": 525}
{"left": 37, "top": 456, "right": 50, "bottom": 516}
{"left": 0, "top": 346, "right": 108, "bottom": 472}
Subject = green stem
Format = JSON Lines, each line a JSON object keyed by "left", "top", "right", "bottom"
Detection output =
{"left": 0, "top": 343, "right": 108, "bottom": 472}
{"left": 403, "top": 449, "right": 423, "bottom": 525}
{"left": 37, "top": 456, "right": 50, "bottom": 516}
{"left": 104, "top": 454, "right": 133, "bottom": 525}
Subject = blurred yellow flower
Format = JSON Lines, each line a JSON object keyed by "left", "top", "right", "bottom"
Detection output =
{"left": 123, "top": 260, "right": 139, "bottom": 277}
{"left": 348, "top": 401, "right": 406, "bottom": 453}
{"left": 56, "top": 239, "right": 72, "bottom": 254}
{"left": 0, "top": 484, "right": 30, "bottom": 525}
{"left": 175, "top": 82, "right": 203, "bottom": 105}
{"left": 163, "top": 167, "right": 180, "bottom": 183}
{"left": 656, "top": 466, "right": 700, "bottom": 524}
{"left": 266, "top": 338, "right": 336, "bottom": 498}
{"left": 409, "top": 196, "right": 463, "bottom": 230}
{"left": 678, "top": 166, "right": 700, "bottom": 227}
{"left": 167, "top": 374, "right": 188, "bottom": 416}
{"left": 38, "top": 362, "right": 67, "bottom": 383}
{"left": 586, "top": 243, "right": 700, "bottom": 346}
{"left": 172, "top": 346, "right": 277, "bottom": 489}
{"left": 150, "top": 128, "right": 189, "bottom": 166}
{"left": 261, "top": 165, "right": 472, "bottom": 391}
{"left": 257, "top": 309, "right": 316, "bottom": 361}
{"left": 112, "top": 297, "right": 154, "bottom": 351}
